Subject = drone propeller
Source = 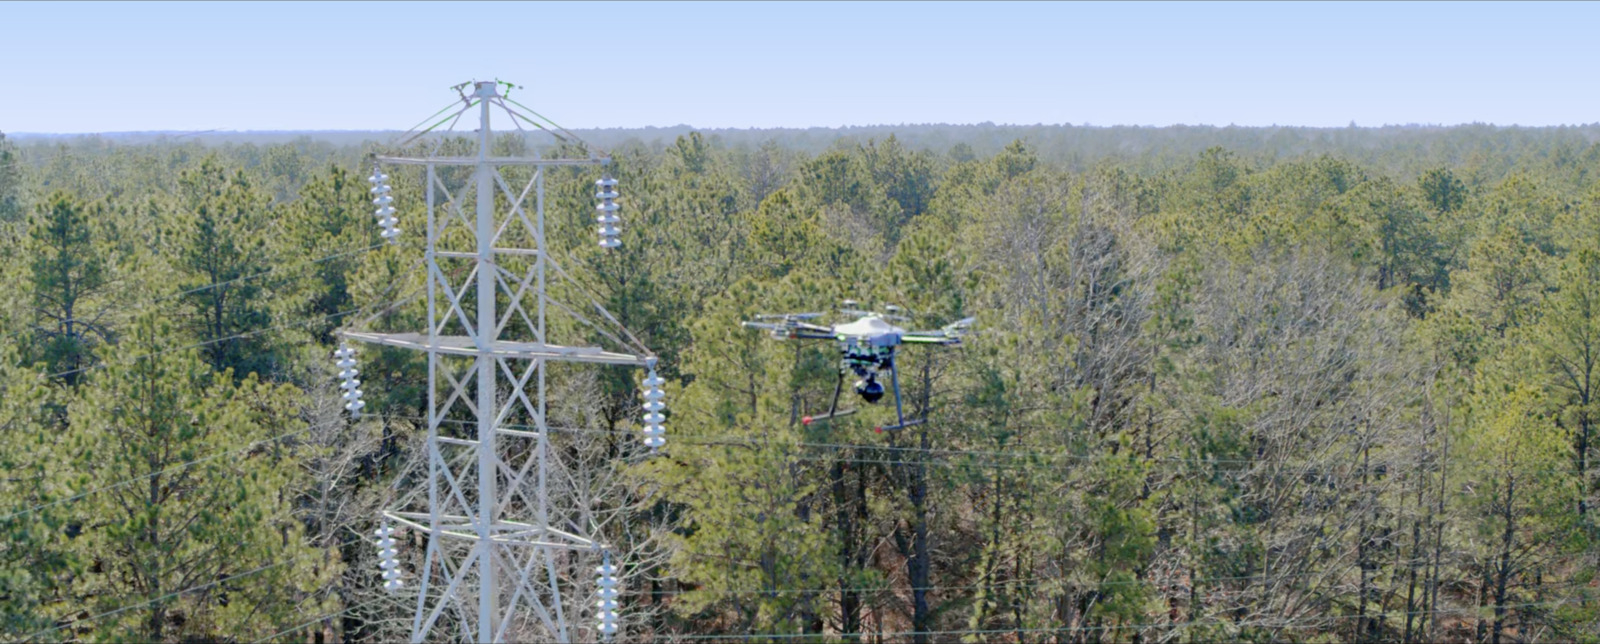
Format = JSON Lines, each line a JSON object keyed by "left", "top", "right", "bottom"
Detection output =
{"left": 881, "top": 305, "right": 912, "bottom": 323}
{"left": 753, "top": 312, "right": 824, "bottom": 321}
{"left": 942, "top": 316, "right": 976, "bottom": 337}
{"left": 840, "top": 300, "right": 909, "bottom": 320}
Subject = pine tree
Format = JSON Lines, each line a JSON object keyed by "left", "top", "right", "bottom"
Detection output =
{"left": 58, "top": 313, "right": 334, "bottom": 641}
{"left": 0, "top": 341, "right": 67, "bottom": 636}
{"left": 860, "top": 135, "right": 938, "bottom": 244}
{"left": 1456, "top": 364, "right": 1582, "bottom": 644}
{"left": 277, "top": 164, "right": 371, "bottom": 344}
{"left": 0, "top": 132, "right": 22, "bottom": 224}
{"left": 27, "top": 192, "right": 111, "bottom": 385}
{"left": 173, "top": 156, "right": 281, "bottom": 377}
{"left": 645, "top": 280, "right": 840, "bottom": 635}
{"left": 743, "top": 189, "right": 826, "bottom": 281}
{"left": 1536, "top": 248, "right": 1600, "bottom": 518}
{"left": 887, "top": 226, "right": 974, "bottom": 642}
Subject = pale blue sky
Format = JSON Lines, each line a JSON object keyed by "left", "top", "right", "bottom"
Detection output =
{"left": 2, "top": 1, "right": 1596, "bottom": 133}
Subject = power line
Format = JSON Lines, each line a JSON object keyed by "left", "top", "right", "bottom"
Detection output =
{"left": 31, "top": 534, "right": 366, "bottom": 641}
{"left": 394, "top": 102, "right": 475, "bottom": 149}
{"left": 0, "top": 292, "right": 425, "bottom": 523}
{"left": 159, "top": 240, "right": 395, "bottom": 303}
{"left": 666, "top": 595, "right": 1593, "bottom": 641}
{"left": 0, "top": 239, "right": 397, "bottom": 348}
{"left": 545, "top": 249, "right": 653, "bottom": 355}
{"left": 28, "top": 503, "right": 1590, "bottom": 642}
{"left": 247, "top": 595, "right": 393, "bottom": 644}
{"left": 0, "top": 243, "right": 431, "bottom": 519}
{"left": 612, "top": 566, "right": 1440, "bottom": 598}
{"left": 0, "top": 415, "right": 349, "bottom": 524}
{"left": 391, "top": 98, "right": 473, "bottom": 148}
{"left": 500, "top": 96, "right": 606, "bottom": 157}
{"left": 394, "top": 415, "right": 1585, "bottom": 477}
{"left": 32, "top": 551, "right": 314, "bottom": 640}
{"left": 13, "top": 420, "right": 1579, "bottom": 639}
{"left": 44, "top": 288, "right": 421, "bottom": 382}
{"left": 618, "top": 548, "right": 1592, "bottom": 601}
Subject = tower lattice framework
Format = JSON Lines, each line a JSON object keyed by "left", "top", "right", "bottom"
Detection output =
{"left": 344, "top": 81, "right": 651, "bottom": 643}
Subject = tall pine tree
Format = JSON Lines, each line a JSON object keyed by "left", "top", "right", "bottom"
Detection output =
{"left": 58, "top": 313, "right": 333, "bottom": 641}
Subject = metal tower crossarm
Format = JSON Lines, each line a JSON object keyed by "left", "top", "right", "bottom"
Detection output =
{"left": 341, "top": 332, "right": 648, "bottom": 366}
{"left": 375, "top": 155, "right": 606, "bottom": 167}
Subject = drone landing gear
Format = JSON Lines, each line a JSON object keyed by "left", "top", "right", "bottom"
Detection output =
{"left": 874, "top": 359, "right": 926, "bottom": 433}
{"left": 805, "top": 357, "right": 928, "bottom": 433}
{"left": 802, "top": 408, "right": 858, "bottom": 426}
{"left": 803, "top": 372, "right": 857, "bottom": 426}
{"left": 876, "top": 418, "right": 926, "bottom": 433}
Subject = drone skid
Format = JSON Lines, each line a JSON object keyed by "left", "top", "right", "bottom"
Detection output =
{"left": 343, "top": 81, "right": 648, "bottom": 643}
{"left": 801, "top": 408, "right": 858, "bottom": 426}
{"left": 875, "top": 418, "right": 928, "bottom": 433}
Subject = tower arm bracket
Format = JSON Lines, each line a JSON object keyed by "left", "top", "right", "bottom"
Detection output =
{"left": 340, "top": 331, "right": 648, "bottom": 366}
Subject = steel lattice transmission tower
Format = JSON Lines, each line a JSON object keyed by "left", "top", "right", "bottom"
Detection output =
{"left": 342, "top": 80, "right": 659, "bottom": 643}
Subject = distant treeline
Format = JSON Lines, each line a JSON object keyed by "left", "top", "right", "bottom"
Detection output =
{"left": 15, "top": 122, "right": 1600, "bottom": 177}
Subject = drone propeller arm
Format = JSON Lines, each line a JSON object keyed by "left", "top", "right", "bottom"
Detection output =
{"left": 904, "top": 316, "right": 974, "bottom": 344}
{"left": 742, "top": 321, "right": 837, "bottom": 341}
{"left": 901, "top": 333, "right": 961, "bottom": 345}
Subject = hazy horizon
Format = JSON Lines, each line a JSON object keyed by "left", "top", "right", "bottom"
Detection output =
{"left": 13, "top": 121, "right": 1600, "bottom": 140}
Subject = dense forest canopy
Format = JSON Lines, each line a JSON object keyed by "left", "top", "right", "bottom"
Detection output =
{"left": 0, "top": 121, "right": 1596, "bottom": 642}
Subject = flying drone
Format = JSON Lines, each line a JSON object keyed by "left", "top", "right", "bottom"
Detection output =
{"left": 742, "top": 301, "right": 974, "bottom": 433}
